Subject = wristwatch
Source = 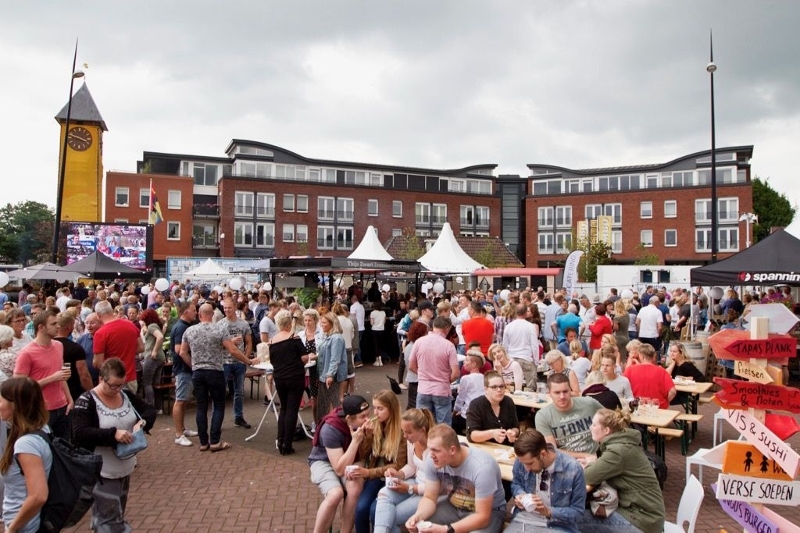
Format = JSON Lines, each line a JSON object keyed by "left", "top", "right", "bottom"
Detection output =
{"left": 447, "top": 525, "right": 455, "bottom": 533}
{"left": 407, "top": 484, "right": 415, "bottom": 495}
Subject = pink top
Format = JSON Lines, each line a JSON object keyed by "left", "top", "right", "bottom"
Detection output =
{"left": 409, "top": 331, "right": 458, "bottom": 397}
{"left": 14, "top": 341, "right": 68, "bottom": 410}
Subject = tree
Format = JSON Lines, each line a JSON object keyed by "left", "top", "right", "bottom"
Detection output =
{"left": 395, "top": 227, "right": 426, "bottom": 260}
{"left": 0, "top": 201, "right": 54, "bottom": 265}
{"left": 473, "top": 243, "right": 499, "bottom": 268}
{"left": 633, "top": 243, "right": 660, "bottom": 265}
{"left": 752, "top": 177, "right": 796, "bottom": 242}
{"left": 569, "top": 237, "right": 614, "bottom": 283}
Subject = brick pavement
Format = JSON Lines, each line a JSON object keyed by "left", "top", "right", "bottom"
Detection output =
{"left": 43, "top": 366, "right": 798, "bottom": 533}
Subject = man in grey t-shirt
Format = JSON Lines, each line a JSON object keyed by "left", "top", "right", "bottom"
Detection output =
{"left": 535, "top": 373, "right": 602, "bottom": 458}
{"left": 220, "top": 298, "right": 254, "bottom": 429}
{"left": 406, "top": 424, "right": 506, "bottom": 533}
{"left": 181, "top": 303, "right": 255, "bottom": 450}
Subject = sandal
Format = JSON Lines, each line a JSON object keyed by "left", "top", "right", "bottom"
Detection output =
{"left": 210, "top": 441, "right": 232, "bottom": 453}
{"left": 199, "top": 444, "right": 210, "bottom": 452}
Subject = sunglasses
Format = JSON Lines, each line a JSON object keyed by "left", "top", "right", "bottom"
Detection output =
{"left": 539, "top": 469, "right": 550, "bottom": 492}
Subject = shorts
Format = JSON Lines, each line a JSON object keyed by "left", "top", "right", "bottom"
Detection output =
{"left": 346, "top": 349, "right": 355, "bottom": 378}
{"left": 175, "top": 372, "right": 194, "bottom": 401}
{"left": 310, "top": 460, "right": 346, "bottom": 496}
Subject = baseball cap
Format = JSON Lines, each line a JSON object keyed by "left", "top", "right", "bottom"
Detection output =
{"left": 339, "top": 395, "right": 370, "bottom": 417}
{"left": 417, "top": 300, "right": 434, "bottom": 312}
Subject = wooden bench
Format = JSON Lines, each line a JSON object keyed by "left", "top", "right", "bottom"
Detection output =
{"left": 246, "top": 368, "right": 266, "bottom": 400}
{"left": 676, "top": 413, "right": 704, "bottom": 452}
{"left": 648, "top": 426, "right": 685, "bottom": 458}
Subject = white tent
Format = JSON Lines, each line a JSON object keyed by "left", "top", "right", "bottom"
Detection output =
{"left": 183, "top": 258, "right": 231, "bottom": 279}
{"left": 348, "top": 226, "right": 394, "bottom": 261}
{"left": 418, "top": 222, "right": 484, "bottom": 273}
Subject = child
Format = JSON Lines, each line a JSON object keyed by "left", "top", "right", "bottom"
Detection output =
{"left": 452, "top": 350, "right": 486, "bottom": 434}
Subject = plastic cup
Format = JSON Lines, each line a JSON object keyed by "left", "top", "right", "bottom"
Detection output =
{"left": 345, "top": 465, "right": 358, "bottom": 478}
{"left": 521, "top": 493, "right": 536, "bottom": 513}
{"left": 385, "top": 476, "right": 399, "bottom": 488}
{"left": 417, "top": 521, "right": 433, "bottom": 532}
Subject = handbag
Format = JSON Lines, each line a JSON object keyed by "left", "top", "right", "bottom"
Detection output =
{"left": 589, "top": 481, "right": 619, "bottom": 517}
{"left": 114, "top": 403, "right": 148, "bottom": 460}
{"left": 386, "top": 375, "right": 402, "bottom": 395}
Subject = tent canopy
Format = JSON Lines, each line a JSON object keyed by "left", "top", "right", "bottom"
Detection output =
{"left": 60, "top": 251, "right": 146, "bottom": 277}
{"left": 7, "top": 262, "right": 77, "bottom": 282}
{"left": 348, "top": 226, "right": 394, "bottom": 261}
{"left": 418, "top": 222, "right": 484, "bottom": 273}
{"left": 690, "top": 229, "right": 800, "bottom": 286}
{"left": 183, "top": 258, "right": 231, "bottom": 279}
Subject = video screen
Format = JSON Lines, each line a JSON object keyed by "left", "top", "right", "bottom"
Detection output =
{"left": 65, "top": 222, "right": 152, "bottom": 271}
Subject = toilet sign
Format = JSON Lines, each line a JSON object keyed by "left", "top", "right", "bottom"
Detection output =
{"left": 722, "top": 441, "right": 793, "bottom": 481}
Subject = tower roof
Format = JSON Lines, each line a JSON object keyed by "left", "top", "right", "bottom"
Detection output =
{"left": 54, "top": 82, "right": 107, "bottom": 131}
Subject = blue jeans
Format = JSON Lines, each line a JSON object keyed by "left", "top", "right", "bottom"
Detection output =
{"left": 355, "top": 331, "right": 364, "bottom": 363}
{"left": 192, "top": 369, "right": 226, "bottom": 446}
{"left": 223, "top": 362, "right": 246, "bottom": 419}
{"left": 355, "top": 478, "right": 384, "bottom": 533}
{"left": 416, "top": 392, "right": 453, "bottom": 425}
{"left": 374, "top": 482, "right": 421, "bottom": 533}
{"left": 577, "top": 509, "right": 643, "bottom": 532}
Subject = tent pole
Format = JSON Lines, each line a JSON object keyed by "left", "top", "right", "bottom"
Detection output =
{"left": 328, "top": 270, "right": 334, "bottom": 306}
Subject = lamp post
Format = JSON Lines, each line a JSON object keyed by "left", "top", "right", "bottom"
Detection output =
{"left": 738, "top": 212, "right": 758, "bottom": 248}
{"left": 707, "top": 31, "right": 718, "bottom": 263}
{"left": 51, "top": 40, "right": 84, "bottom": 263}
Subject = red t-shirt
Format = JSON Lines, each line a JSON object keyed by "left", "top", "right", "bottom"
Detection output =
{"left": 14, "top": 341, "right": 68, "bottom": 411}
{"left": 94, "top": 318, "right": 141, "bottom": 383}
{"left": 462, "top": 317, "right": 494, "bottom": 356}
{"left": 624, "top": 363, "right": 675, "bottom": 409}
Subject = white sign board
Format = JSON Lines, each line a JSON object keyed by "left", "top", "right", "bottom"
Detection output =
{"left": 715, "top": 474, "right": 800, "bottom": 506}
{"left": 746, "top": 303, "right": 800, "bottom": 334}
{"left": 721, "top": 408, "right": 800, "bottom": 478}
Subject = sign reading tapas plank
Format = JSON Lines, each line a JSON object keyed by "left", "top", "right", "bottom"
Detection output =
{"left": 733, "top": 360, "right": 773, "bottom": 384}
{"left": 722, "top": 441, "right": 793, "bottom": 481}
{"left": 714, "top": 378, "right": 800, "bottom": 414}
{"left": 720, "top": 408, "right": 800, "bottom": 478}
{"left": 711, "top": 484, "right": 780, "bottom": 533}
{"left": 715, "top": 474, "right": 800, "bottom": 506}
{"left": 709, "top": 330, "right": 797, "bottom": 360}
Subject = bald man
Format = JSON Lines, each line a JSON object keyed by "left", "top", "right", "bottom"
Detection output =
{"left": 180, "top": 303, "right": 257, "bottom": 451}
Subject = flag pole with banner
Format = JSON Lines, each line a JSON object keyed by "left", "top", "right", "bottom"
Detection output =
{"left": 148, "top": 178, "right": 163, "bottom": 225}
{"left": 563, "top": 250, "right": 583, "bottom": 296}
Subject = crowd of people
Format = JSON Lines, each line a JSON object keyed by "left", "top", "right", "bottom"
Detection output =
{"left": 0, "top": 277, "right": 778, "bottom": 533}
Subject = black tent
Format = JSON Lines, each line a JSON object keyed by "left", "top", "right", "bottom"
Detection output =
{"left": 60, "top": 251, "right": 147, "bottom": 278}
{"left": 690, "top": 229, "right": 800, "bottom": 286}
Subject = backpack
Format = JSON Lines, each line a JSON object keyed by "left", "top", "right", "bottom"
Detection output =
{"left": 644, "top": 449, "right": 668, "bottom": 490}
{"left": 18, "top": 431, "right": 103, "bottom": 533}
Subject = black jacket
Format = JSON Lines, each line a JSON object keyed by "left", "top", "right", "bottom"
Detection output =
{"left": 72, "top": 389, "right": 157, "bottom": 451}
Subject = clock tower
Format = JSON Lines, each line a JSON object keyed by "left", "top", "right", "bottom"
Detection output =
{"left": 54, "top": 83, "right": 107, "bottom": 222}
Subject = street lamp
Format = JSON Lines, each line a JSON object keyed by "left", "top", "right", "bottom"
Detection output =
{"left": 51, "top": 40, "right": 84, "bottom": 263}
{"left": 707, "top": 30, "right": 718, "bottom": 263}
{"left": 739, "top": 212, "right": 758, "bottom": 248}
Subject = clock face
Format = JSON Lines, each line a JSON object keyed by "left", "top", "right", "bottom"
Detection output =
{"left": 67, "top": 126, "right": 93, "bottom": 151}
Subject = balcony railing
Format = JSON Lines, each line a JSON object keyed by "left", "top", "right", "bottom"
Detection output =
{"left": 256, "top": 207, "right": 276, "bottom": 218}
{"left": 193, "top": 204, "right": 219, "bottom": 218}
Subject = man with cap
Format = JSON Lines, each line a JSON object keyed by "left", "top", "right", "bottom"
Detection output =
{"left": 309, "top": 395, "right": 370, "bottom": 533}
{"left": 416, "top": 300, "right": 435, "bottom": 330}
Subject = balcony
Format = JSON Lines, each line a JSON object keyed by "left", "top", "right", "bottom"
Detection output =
{"left": 192, "top": 237, "right": 219, "bottom": 250}
{"left": 193, "top": 203, "right": 219, "bottom": 218}
{"left": 460, "top": 217, "right": 490, "bottom": 230}
{"left": 256, "top": 207, "right": 276, "bottom": 219}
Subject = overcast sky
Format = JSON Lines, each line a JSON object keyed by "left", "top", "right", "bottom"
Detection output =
{"left": 3, "top": 1, "right": 799, "bottom": 213}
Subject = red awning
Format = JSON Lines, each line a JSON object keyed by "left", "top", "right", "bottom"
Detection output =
{"left": 472, "top": 268, "right": 562, "bottom": 276}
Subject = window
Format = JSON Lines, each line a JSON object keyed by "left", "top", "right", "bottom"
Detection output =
{"left": 336, "top": 227, "right": 354, "bottom": 250}
{"left": 585, "top": 204, "right": 602, "bottom": 220}
{"left": 664, "top": 201, "right": 677, "bottom": 218}
{"left": 318, "top": 197, "right": 335, "bottom": 220}
{"left": 719, "top": 228, "right": 739, "bottom": 251}
{"left": 255, "top": 223, "right": 275, "bottom": 248}
{"left": 167, "top": 222, "right": 180, "bottom": 240}
{"left": 567, "top": 180, "right": 580, "bottom": 194}
{"left": 139, "top": 188, "right": 149, "bottom": 208}
{"left": 193, "top": 224, "right": 216, "bottom": 247}
{"left": 538, "top": 233, "right": 554, "bottom": 254}
{"left": 646, "top": 174, "right": 659, "bottom": 188}
{"left": 719, "top": 198, "right": 739, "bottom": 222}
{"left": 555, "top": 232, "right": 572, "bottom": 254}
{"left": 193, "top": 163, "right": 217, "bottom": 186}
{"left": 297, "top": 195, "right": 308, "bottom": 213}
{"left": 665, "top": 229, "right": 677, "bottom": 247}
{"left": 461, "top": 205, "right": 475, "bottom": 226}
{"left": 322, "top": 169, "right": 336, "bottom": 183}
{"left": 391, "top": 228, "right": 402, "bottom": 237}
{"left": 555, "top": 206, "right": 572, "bottom": 227}
{"left": 337, "top": 198, "right": 354, "bottom": 222}
{"left": 640, "top": 201, "right": 653, "bottom": 219}
{"left": 283, "top": 194, "right": 295, "bottom": 212}
{"left": 256, "top": 193, "right": 275, "bottom": 218}
{"left": 461, "top": 205, "right": 488, "bottom": 227}
{"left": 604, "top": 204, "right": 622, "bottom": 225}
{"left": 415, "top": 203, "right": 431, "bottom": 225}
{"left": 641, "top": 230, "right": 653, "bottom": 247}
{"left": 114, "top": 187, "right": 129, "bottom": 207}
{"left": 167, "top": 190, "right": 181, "bottom": 209}
{"left": 611, "top": 230, "right": 623, "bottom": 254}
{"left": 538, "top": 207, "right": 554, "bottom": 227}
{"left": 673, "top": 171, "right": 693, "bottom": 187}
{"left": 368, "top": 199, "right": 379, "bottom": 217}
{"left": 432, "top": 204, "right": 447, "bottom": 226}
{"left": 317, "top": 226, "right": 335, "bottom": 249}
{"left": 283, "top": 224, "right": 295, "bottom": 242}
{"left": 235, "top": 192, "right": 253, "bottom": 216}
{"left": 475, "top": 206, "right": 489, "bottom": 228}
{"left": 309, "top": 168, "right": 320, "bottom": 182}
{"left": 392, "top": 200, "right": 403, "bottom": 218}
{"left": 234, "top": 222, "right": 253, "bottom": 246}
{"left": 449, "top": 179, "right": 465, "bottom": 192}
{"left": 598, "top": 176, "right": 619, "bottom": 192}
{"left": 296, "top": 224, "right": 308, "bottom": 243}
{"left": 696, "top": 228, "right": 710, "bottom": 252}
{"left": 695, "top": 199, "right": 711, "bottom": 223}
{"left": 582, "top": 179, "right": 594, "bottom": 193}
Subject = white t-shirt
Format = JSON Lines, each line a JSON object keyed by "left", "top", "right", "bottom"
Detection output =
{"left": 350, "top": 302, "right": 365, "bottom": 331}
{"left": 636, "top": 305, "right": 663, "bottom": 338}
{"left": 370, "top": 310, "right": 386, "bottom": 331}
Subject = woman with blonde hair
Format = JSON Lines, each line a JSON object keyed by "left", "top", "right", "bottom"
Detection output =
{"left": 490, "top": 343, "right": 523, "bottom": 392}
{"left": 569, "top": 339, "right": 591, "bottom": 390}
{"left": 350, "top": 390, "right": 408, "bottom": 533}
{"left": 581, "top": 370, "right": 622, "bottom": 410}
{"left": 545, "top": 349, "right": 580, "bottom": 396}
{"left": 316, "top": 311, "right": 347, "bottom": 420}
{"left": 374, "top": 408, "right": 436, "bottom": 533}
{"left": 270, "top": 310, "right": 309, "bottom": 455}
{"left": 581, "top": 408, "right": 665, "bottom": 533}
{"left": 612, "top": 299, "right": 630, "bottom": 362}
{"left": 664, "top": 342, "right": 706, "bottom": 405}
{"left": 301, "top": 308, "right": 321, "bottom": 423}
{"left": 0, "top": 377, "right": 51, "bottom": 533}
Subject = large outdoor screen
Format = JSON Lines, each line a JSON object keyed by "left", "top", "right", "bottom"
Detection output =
{"left": 65, "top": 222, "right": 153, "bottom": 271}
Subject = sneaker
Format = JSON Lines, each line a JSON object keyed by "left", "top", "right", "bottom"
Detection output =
{"left": 373, "top": 360, "right": 383, "bottom": 367}
{"left": 175, "top": 435, "right": 193, "bottom": 447}
{"left": 399, "top": 383, "right": 408, "bottom": 390}
{"left": 183, "top": 429, "right": 199, "bottom": 438}
{"left": 354, "top": 362, "right": 363, "bottom": 368}
{"left": 234, "top": 417, "right": 252, "bottom": 429}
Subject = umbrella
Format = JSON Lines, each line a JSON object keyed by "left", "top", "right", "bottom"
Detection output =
{"left": 7, "top": 262, "right": 76, "bottom": 282}
{"left": 59, "top": 251, "right": 146, "bottom": 278}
